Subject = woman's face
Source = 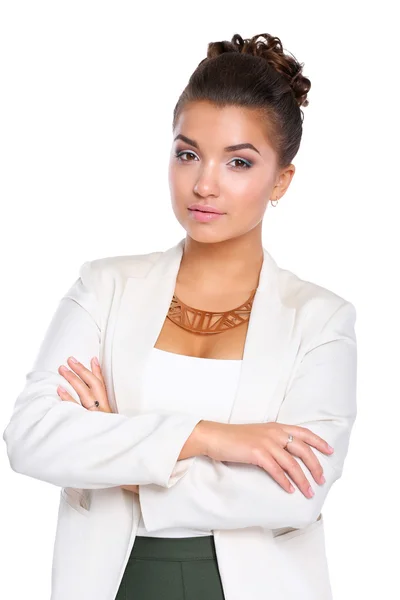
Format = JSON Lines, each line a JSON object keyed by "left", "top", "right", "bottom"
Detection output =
{"left": 169, "top": 100, "right": 294, "bottom": 244}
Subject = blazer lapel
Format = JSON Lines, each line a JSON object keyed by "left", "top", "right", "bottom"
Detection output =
{"left": 111, "top": 237, "right": 296, "bottom": 423}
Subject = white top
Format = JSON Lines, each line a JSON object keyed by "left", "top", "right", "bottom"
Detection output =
{"left": 136, "top": 346, "right": 243, "bottom": 537}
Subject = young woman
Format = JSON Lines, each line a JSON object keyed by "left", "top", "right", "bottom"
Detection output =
{"left": 3, "top": 32, "right": 357, "bottom": 600}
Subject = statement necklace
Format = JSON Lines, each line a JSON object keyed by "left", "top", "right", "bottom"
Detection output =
{"left": 167, "top": 288, "right": 257, "bottom": 336}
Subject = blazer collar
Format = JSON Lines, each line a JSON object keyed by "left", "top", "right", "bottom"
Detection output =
{"left": 111, "top": 238, "right": 296, "bottom": 423}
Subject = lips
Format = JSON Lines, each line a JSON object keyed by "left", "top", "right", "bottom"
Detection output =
{"left": 188, "top": 205, "right": 225, "bottom": 215}
{"left": 188, "top": 208, "right": 225, "bottom": 222}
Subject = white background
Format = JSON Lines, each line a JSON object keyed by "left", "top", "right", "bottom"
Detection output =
{"left": 1, "top": 1, "right": 398, "bottom": 598}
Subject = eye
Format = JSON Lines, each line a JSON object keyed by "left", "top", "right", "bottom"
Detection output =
{"left": 175, "top": 151, "right": 198, "bottom": 162}
{"left": 230, "top": 158, "right": 252, "bottom": 170}
{"left": 174, "top": 151, "right": 252, "bottom": 170}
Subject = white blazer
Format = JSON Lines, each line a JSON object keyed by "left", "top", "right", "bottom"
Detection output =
{"left": 3, "top": 237, "right": 357, "bottom": 600}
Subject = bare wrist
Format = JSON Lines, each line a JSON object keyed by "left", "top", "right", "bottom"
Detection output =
{"left": 179, "top": 419, "right": 214, "bottom": 459}
{"left": 193, "top": 420, "right": 212, "bottom": 456}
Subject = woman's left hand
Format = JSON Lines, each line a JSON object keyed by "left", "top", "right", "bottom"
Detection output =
{"left": 56, "top": 355, "right": 139, "bottom": 494}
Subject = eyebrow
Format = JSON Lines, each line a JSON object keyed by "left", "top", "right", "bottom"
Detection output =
{"left": 173, "top": 134, "right": 261, "bottom": 156}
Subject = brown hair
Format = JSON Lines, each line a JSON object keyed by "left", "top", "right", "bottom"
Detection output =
{"left": 172, "top": 33, "right": 311, "bottom": 170}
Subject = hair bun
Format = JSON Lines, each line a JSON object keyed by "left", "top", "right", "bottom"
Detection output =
{"left": 207, "top": 32, "right": 311, "bottom": 108}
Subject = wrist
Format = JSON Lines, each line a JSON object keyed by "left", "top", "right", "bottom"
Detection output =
{"left": 191, "top": 420, "right": 224, "bottom": 457}
{"left": 179, "top": 419, "right": 214, "bottom": 459}
{"left": 193, "top": 420, "right": 211, "bottom": 456}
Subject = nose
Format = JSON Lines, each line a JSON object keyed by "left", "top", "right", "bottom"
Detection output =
{"left": 193, "top": 165, "right": 220, "bottom": 197}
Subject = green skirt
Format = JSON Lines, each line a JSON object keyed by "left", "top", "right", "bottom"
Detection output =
{"left": 115, "top": 535, "right": 226, "bottom": 599}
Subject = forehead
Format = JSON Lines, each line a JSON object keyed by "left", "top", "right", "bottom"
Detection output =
{"left": 174, "top": 101, "right": 275, "bottom": 156}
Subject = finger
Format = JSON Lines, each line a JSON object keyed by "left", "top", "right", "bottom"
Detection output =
{"left": 297, "top": 443, "right": 326, "bottom": 485}
{"left": 281, "top": 424, "right": 334, "bottom": 455}
{"left": 66, "top": 356, "right": 100, "bottom": 389}
{"left": 270, "top": 443, "right": 315, "bottom": 499}
{"left": 90, "top": 357, "right": 112, "bottom": 412}
{"left": 58, "top": 364, "right": 94, "bottom": 405}
{"left": 283, "top": 439, "right": 325, "bottom": 486}
{"left": 57, "top": 385, "right": 80, "bottom": 405}
{"left": 66, "top": 357, "right": 108, "bottom": 405}
{"left": 258, "top": 451, "right": 296, "bottom": 494}
{"left": 91, "top": 357, "right": 106, "bottom": 384}
{"left": 278, "top": 428, "right": 326, "bottom": 485}
{"left": 91, "top": 357, "right": 114, "bottom": 412}
{"left": 60, "top": 357, "right": 111, "bottom": 413}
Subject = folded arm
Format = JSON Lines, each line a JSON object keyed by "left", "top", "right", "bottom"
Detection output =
{"left": 139, "top": 301, "right": 357, "bottom": 531}
{"left": 2, "top": 261, "right": 201, "bottom": 490}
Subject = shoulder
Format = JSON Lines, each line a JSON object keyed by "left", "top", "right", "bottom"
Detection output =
{"left": 63, "top": 249, "right": 163, "bottom": 318}
{"left": 277, "top": 263, "right": 354, "bottom": 309}
{"left": 274, "top": 260, "right": 357, "bottom": 343}
{"left": 79, "top": 248, "right": 164, "bottom": 287}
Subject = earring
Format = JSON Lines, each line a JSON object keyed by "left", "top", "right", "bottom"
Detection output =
{"left": 270, "top": 197, "right": 279, "bottom": 207}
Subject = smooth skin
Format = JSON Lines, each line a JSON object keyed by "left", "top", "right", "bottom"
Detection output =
{"left": 57, "top": 101, "right": 334, "bottom": 499}
{"left": 169, "top": 100, "right": 293, "bottom": 293}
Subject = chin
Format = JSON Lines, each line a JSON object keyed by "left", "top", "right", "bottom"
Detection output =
{"left": 185, "top": 226, "right": 242, "bottom": 246}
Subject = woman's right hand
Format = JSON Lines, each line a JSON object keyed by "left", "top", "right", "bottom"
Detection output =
{"left": 195, "top": 420, "right": 334, "bottom": 499}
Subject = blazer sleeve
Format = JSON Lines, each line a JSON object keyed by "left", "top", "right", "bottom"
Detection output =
{"left": 2, "top": 261, "right": 201, "bottom": 490}
{"left": 139, "top": 300, "right": 357, "bottom": 531}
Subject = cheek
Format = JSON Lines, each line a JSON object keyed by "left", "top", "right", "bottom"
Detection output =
{"left": 227, "top": 176, "right": 270, "bottom": 218}
{"left": 168, "top": 167, "right": 193, "bottom": 214}
{"left": 224, "top": 164, "right": 271, "bottom": 197}
{"left": 229, "top": 198, "right": 268, "bottom": 225}
{"left": 169, "top": 161, "right": 191, "bottom": 189}
{"left": 226, "top": 169, "right": 270, "bottom": 195}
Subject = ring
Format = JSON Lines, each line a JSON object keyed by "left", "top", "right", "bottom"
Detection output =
{"left": 283, "top": 434, "right": 294, "bottom": 450}
{"left": 88, "top": 400, "right": 100, "bottom": 410}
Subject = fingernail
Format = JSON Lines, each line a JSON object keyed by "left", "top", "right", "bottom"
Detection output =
{"left": 58, "top": 386, "right": 67, "bottom": 394}
{"left": 69, "top": 356, "right": 78, "bottom": 363}
{"left": 327, "top": 445, "right": 334, "bottom": 453}
{"left": 93, "top": 356, "right": 100, "bottom": 366}
{"left": 289, "top": 484, "right": 295, "bottom": 493}
{"left": 308, "top": 486, "right": 315, "bottom": 497}
{"left": 320, "top": 474, "right": 326, "bottom": 484}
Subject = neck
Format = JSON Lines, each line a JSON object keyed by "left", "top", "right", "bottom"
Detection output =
{"left": 177, "top": 231, "right": 264, "bottom": 293}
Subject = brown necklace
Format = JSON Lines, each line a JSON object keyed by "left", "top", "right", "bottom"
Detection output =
{"left": 166, "top": 288, "right": 257, "bottom": 335}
